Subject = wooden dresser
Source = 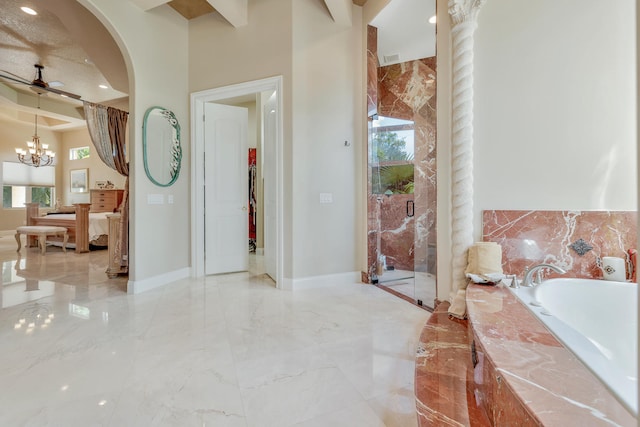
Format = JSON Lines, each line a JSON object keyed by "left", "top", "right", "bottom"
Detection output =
{"left": 90, "top": 189, "right": 124, "bottom": 213}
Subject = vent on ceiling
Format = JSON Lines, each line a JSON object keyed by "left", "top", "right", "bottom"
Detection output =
{"left": 383, "top": 54, "right": 400, "bottom": 64}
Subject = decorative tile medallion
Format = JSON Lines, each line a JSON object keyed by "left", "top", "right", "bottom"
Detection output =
{"left": 569, "top": 238, "right": 593, "bottom": 256}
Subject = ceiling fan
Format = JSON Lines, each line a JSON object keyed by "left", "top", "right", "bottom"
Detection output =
{"left": 0, "top": 64, "right": 82, "bottom": 100}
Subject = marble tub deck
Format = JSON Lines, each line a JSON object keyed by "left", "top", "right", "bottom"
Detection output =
{"left": 0, "top": 231, "right": 431, "bottom": 426}
{"left": 415, "top": 282, "right": 636, "bottom": 426}
{"left": 414, "top": 302, "right": 490, "bottom": 426}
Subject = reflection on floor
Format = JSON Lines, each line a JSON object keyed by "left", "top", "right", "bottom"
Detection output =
{"left": 377, "top": 270, "right": 437, "bottom": 309}
{"left": 0, "top": 229, "right": 128, "bottom": 310}
{"left": 0, "top": 229, "right": 430, "bottom": 426}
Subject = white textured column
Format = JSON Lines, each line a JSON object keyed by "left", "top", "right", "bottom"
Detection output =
{"left": 448, "top": 0, "right": 485, "bottom": 299}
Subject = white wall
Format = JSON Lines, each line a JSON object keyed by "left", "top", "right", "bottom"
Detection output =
{"left": 82, "top": 0, "right": 190, "bottom": 287}
{"left": 189, "top": 0, "right": 363, "bottom": 282}
{"left": 473, "top": 0, "right": 636, "bottom": 239}
{"left": 435, "top": 0, "right": 452, "bottom": 302}
{"left": 291, "top": 1, "right": 363, "bottom": 278}
{"left": 189, "top": 0, "right": 294, "bottom": 277}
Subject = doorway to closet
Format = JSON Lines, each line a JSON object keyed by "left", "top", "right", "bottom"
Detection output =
{"left": 191, "top": 77, "right": 283, "bottom": 287}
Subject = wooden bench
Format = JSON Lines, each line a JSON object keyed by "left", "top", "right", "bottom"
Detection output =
{"left": 15, "top": 226, "right": 68, "bottom": 255}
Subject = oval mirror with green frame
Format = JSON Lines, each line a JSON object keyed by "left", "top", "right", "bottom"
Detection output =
{"left": 142, "top": 106, "right": 182, "bottom": 187}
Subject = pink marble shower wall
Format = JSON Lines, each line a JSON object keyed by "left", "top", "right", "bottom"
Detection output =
{"left": 367, "top": 195, "right": 415, "bottom": 273}
{"left": 482, "top": 210, "right": 637, "bottom": 280}
{"left": 367, "top": 25, "right": 378, "bottom": 117}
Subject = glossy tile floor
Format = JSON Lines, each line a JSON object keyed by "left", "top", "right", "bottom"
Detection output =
{"left": 0, "top": 230, "right": 431, "bottom": 426}
{"left": 377, "top": 271, "right": 437, "bottom": 310}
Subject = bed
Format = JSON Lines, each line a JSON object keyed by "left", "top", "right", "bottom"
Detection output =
{"left": 25, "top": 203, "right": 110, "bottom": 253}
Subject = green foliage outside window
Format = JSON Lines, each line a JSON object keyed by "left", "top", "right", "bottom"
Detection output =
{"left": 2, "top": 186, "right": 11, "bottom": 208}
{"left": 371, "top": 130, "right": 414, "bottom": 195}
{"left": 70, "top": 146, "right": 90, "bottom": 160}
{"left": 372, "top": 131, "right": 410, "bottom": 162}
{"left": 76, "top": 147, "right": 90, "bottom": 159}
{"left": 31, "top": 187, "right": 52, "bottom": 207}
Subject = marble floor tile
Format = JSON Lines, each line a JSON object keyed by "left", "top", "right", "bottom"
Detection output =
{"left": 0, "top": 230, "right": 431, "bottom": 426}
{"left": 367, "top": 385, "right": 421, "bottom": 427}
{"left": 292, "top": 401, "right": 386, "bottom": 427}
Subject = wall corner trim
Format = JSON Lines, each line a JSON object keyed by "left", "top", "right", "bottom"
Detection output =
{"left": 127, "top": 267, "right": 190, "bottom": 294}
{"left": 283, "top": 271, "right": 362, "bottom": 291}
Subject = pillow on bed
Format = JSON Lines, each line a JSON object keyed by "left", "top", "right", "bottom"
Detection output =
{"left": 47, "top": 205, "right": 76, "bottom": 215}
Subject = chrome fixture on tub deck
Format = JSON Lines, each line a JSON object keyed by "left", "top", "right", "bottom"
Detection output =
{"left": 507, "top": 274, "right": 520, "bottom": 289}
{"left": 522, "top": 264, "right": 567, "bottom": 287}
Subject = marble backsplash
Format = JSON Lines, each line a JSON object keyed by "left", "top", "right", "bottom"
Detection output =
{"left": 482, "top": 210, "right": 638, "bottom": 280}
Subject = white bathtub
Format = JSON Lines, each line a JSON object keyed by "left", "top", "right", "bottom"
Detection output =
{"left": 508, "top": 278, "right": 638, "bottom": 416}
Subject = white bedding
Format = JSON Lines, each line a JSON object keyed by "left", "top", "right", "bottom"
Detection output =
{"left": 48, "top": 212, "right": 110, "bottom": 241}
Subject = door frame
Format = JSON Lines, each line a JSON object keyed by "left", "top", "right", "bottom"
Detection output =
{"left": 190, "top": 76, "right": 284, "bottom": 288}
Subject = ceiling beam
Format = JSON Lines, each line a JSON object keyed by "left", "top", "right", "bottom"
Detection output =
{"left": 130, "top": 0, "right": 171, "bottom": 11}
{"left": 324, "top": 0, "right": 352, "bottom": 26}
{"left": 206, "top": 0, "right": 247, "bottom": 27}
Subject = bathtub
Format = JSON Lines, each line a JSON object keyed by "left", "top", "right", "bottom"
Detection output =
{"left": 508, "top": 278, "right": 638, "bottom": 416}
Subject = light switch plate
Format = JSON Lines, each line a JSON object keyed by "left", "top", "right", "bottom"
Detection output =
{"left": 148, "top": 194, "right": 164, "bottom": 205}
{"left": 319, "top": 193, "right": 333, "bottom": 204}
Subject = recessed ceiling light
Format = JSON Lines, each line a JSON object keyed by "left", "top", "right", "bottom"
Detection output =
{"left": 21, "top": 6, "right": 37, "bottom": 15}
{"left": 49, "top": 81, "right": 64, "bottom": 87}
{"left": 428, "top": 15, "right": 436, "bottom": 24}
{"left": 99, "top": 84, "right": 108, "bottom": 89}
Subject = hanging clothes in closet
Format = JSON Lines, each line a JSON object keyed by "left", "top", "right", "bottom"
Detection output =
{"left": 248, "top": 148, "right": 257, "bottom": 252}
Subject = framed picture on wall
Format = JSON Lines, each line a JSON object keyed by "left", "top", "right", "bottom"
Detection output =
{"left": 70, "top": 168, "right": 89, "bottom": 193}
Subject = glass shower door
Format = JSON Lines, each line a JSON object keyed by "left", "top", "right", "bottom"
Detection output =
{"left": 368, "top": 116, "right": 416, "bottom": 299}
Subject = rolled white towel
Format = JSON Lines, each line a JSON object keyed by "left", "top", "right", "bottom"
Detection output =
{"left": 465, "top": 242, "right": 503, "bottom": 276}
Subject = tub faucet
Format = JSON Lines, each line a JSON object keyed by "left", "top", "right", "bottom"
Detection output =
{"left": 522, "top": 264, "right": 567, "bottom": 287}
{"left": 507, "top": 274, "right": 520, "bottom": 288}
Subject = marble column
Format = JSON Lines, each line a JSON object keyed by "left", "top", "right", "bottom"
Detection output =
{"left": 448, "top": 0, "right": 486, "bottom": 304}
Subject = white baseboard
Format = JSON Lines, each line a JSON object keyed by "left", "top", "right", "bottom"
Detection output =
{"left": 281, "top": 271, "right": 361, "bottom": 291}
{"left": 127, "top": 267, "right": 190, "bottom": 294}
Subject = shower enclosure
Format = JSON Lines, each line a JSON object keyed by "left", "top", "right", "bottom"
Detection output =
{"left": 366, "top": 24, "right": 437, "bottom": 309}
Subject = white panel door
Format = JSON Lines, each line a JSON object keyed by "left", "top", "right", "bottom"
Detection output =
{"left": 262, "top": 92, "right": 277, "bottom": 280}
{"left": 204, "top": 102, "right": 249, "bottom": 275}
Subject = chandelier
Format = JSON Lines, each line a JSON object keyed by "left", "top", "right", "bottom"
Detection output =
{"left": 15, "top": 95, "right": 55, "bottom": 167}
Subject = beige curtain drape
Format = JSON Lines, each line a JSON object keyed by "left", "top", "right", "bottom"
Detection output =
{"left": 83, "top": 101, "right": 129, "bottom": 270}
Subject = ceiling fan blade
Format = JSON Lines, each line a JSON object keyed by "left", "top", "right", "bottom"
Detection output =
{"left": 0, "top": 67, "right": 82, "bottom": 100}
{"left": 0, "top": 71, "right": 32, "bottom": 86}
{"left": 35, "top": 85, "right": 82, "bottom": 100}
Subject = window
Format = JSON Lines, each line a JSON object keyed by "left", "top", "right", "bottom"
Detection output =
{"left": 3, "top": 185, "right": 54, "bottom": 208}
{"left": 369, "top": 116, "right": 415, "bottom": 195}
{"left": 69, "top": 146, "right": 90, "bottom": 160}
{"left": 2, "top": 162, "right": 55, "bottom": 208}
